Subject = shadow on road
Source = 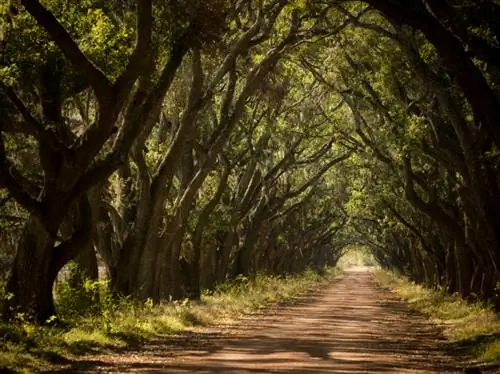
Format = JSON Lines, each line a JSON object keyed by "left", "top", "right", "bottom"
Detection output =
{"left": 49, "top": 270, "right": 472, "bottom": 373}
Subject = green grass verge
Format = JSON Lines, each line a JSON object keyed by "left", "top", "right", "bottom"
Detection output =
{"left": 0, "top": 268, "right": 340, "bottom": 373}
{"left": 374, "top": 269, "right": 500, "bottom": 366}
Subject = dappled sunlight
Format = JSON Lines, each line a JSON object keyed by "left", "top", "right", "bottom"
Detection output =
{"left": 54, "top": 271, "right": 470, "bottom": 373}
{"left": 337, "top": 245, "right": 379, "bottom": 271}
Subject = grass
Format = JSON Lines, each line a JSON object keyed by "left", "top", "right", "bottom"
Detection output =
{"left": 0, "top": 268, "right": 340, "bottom": 372}
{"left": 374, "top": 269, "right": 500, "bottom": 366}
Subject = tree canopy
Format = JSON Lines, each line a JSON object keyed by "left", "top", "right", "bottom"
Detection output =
{"left": 1, "top": 0, "right": 499, "bottom": 323}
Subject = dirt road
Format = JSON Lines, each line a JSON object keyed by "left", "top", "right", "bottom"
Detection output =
{"left": 54, "top": 269, "right": 482, "bottom": 373}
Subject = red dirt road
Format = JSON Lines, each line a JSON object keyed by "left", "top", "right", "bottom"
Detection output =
{"left": 54, "top": 269, "right": 486, "bottom": 373}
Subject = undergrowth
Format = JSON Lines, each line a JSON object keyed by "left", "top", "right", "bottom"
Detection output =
{"left": 0, "top": 268, "right": 339, "bottom": 373}
{"left": 374, "top": 269, "right": 500, "bottom": 366}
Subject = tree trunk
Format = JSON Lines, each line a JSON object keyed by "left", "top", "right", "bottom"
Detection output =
{"left": 2, "top": 218, "right": 57, "bottom": 323}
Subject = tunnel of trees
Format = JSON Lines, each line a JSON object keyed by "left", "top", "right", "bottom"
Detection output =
{"left": 0, "top": 0, "right": 499, "bottom": 323}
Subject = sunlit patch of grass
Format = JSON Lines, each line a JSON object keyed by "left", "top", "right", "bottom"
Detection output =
{"left": 374, "top": 269, "right": 500, "bottom": 365}
{"left": 482, "top": 340, "right": 500, "bottom": 363}
{"left": 0, "top": 342, "right": 50, "bottom": 374}
{"left": 200, "top": 268, "right": 340, "bottom": 322}
{"left": 373, "top": 269, "right": 399, "bottom": 289}
{"left": 0, "top": 267, "right": 340, "bottom": 372}
{"left": 62, "top": 328, "right": 124, "bottom": 353}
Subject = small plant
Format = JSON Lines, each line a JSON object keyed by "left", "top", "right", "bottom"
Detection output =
{"left": 0, "top": 267, "right": 339, "bottom": 372}
{"left": 55, "top": 263, "right": 101, "bottom": 319}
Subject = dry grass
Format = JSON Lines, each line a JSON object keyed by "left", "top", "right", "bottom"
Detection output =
{"left": 374, "top": 269, "right": 500, "bottom": 365}
{"left": 0, "top": 268, "right": 340, "bottom": 372}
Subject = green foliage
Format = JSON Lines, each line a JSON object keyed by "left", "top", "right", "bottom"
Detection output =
{"left": 1, "top": 4, "right": 499, "bottom": 372}
{"left": 0, "top": 267, "right": 339, "bottom": 372}
{"left": 56, "top": 274, "right": 116, "bottom": 332}
{"left": 337, "top": 245, "right": 378, "bottom": 268}
{"left": 212, "top": 274, "right": 250, "bottom": 295}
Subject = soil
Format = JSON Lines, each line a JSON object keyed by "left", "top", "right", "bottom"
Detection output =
{"left": 49, "top": 268, "right": 500, "bottom": 373}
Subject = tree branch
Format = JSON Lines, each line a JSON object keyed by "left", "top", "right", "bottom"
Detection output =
{"left": 0, "top": 81, "right": 62, "bottom": 151}
{"left": 20, "top": 0, "right": 112, "bottom": 100}
{"left": 51, "top": 195, "right": 93, "bottom": 278}
{"left": 71, "top": 33, "right": 190, "bottom": 200}
{"left": 284, "top": 152, "right": 352, "bottom": 199}
{"left": 403, "top": 154, "right": 464, "bottom": 242}
{"left": 382, "top": 199, "right": 437, "bottom": 259}
{"left": 0, "top": 131, "right": 43, "bottom": 219}
{"left": 113, "top": 0, "right": 153, "bottom": 104}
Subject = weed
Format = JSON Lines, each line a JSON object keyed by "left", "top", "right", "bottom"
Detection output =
{"left": 0, "top": 267, "right": 340, "bottom": 372}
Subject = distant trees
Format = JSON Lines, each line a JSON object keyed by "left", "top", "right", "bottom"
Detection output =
{"left": 1, "top": 0, "right": 499, "bottom": 323}
{"left": 325, "top": 1, "right": 500, "bottom": 305}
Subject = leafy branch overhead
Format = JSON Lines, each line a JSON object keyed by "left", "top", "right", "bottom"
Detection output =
{"left": 0, "top": 0, "right": 499, "bottom": 335}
